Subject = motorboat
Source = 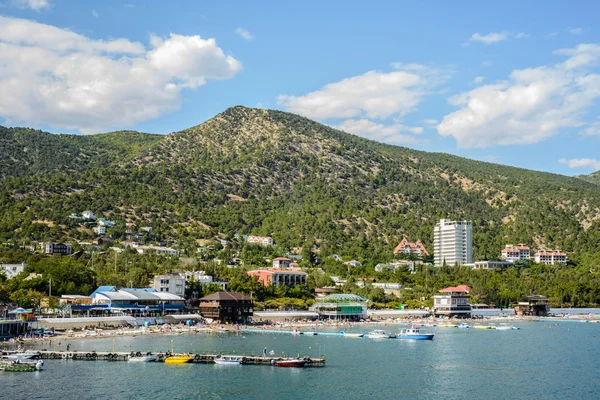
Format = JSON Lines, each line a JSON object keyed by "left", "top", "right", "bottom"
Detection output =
{"left": 273, "top": 358, "right": 307, "bottom": 368}
{"left": 6, "top": 352, "right": 41, "bottom": 362}
{"left": 397, "top": 327, "right": 434, "bottom": 340}
{"left": 128, "top": 354, "right": 159, "bottom": 362}
{"left": 214, "top": 356, "right": 243, "bottom": 365}
{"left": 164, "top": 354, "right": 194, "bottom": 364}
{"left": 342, "top": 332, "right": 364, "bottom": 338}
{"left": 366, "top": 330, "right": 396, "bottom": 339}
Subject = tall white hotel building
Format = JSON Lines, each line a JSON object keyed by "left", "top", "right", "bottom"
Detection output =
{"left": 433, "top": 219, "right": 473, "bottom": 267}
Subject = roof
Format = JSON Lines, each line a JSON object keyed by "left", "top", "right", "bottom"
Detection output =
{"left": 439, "top": 285, "right": 471, "bottom": 293}
{"left": 273, "top": 257, "right": 291, "bottom": 261}
{"left": 96, "top": 291, "right": 138, "bottom": 301}
{"left": 121, "top": 289, "right": 158, "bottom": 301}
{"left": 503, "top": 244, "right": 530, "bottom": 252}
{"left": 199, "top": 291, "right": 252, "bottom": 301}
{"left": 322, "top": 294, "right": 368, "bottom": 302}
{"left": 91, "top": 286, "right": 117, "bottom": 296}
{"left": 248, "top": 269, "right": 307, "bottom": 275}
{"left": 535, "top": 250, "right": 566, "bottom": 256}
{"left": 393, "top": 237, "right": 430, "bottom": 256}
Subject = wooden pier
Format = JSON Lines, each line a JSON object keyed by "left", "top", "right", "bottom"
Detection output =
{"left": 1, "top": 350, "right": 326, "bottom": 367}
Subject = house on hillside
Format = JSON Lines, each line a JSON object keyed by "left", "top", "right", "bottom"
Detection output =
{"left": 534, "top": 250, "right": 567, "bottom": 265}
{"left": 45, "top": 242, "right": 73, "bottom": 255}
{"left": 393, "top": 237, "right": 429, "bottom": 256}
{"left": 344, "top": 260, "right": 362, "bottom": 267}
{"left": 501, "top": 244, "right": 531, "bottom": 262}
{"left": 433, "top": 285, "right": 472, "bottom": 317}
{"left": 0, "top": 263, "right": 26, "bottom": 279}
{"left": 246, "top": 235, "right": 274, "bottom": 246}
{"left": 248, "top": 269, "right": 307, "bottom": 287}
{"left": 272, "top": 257, "right": 291, "bottom": 269}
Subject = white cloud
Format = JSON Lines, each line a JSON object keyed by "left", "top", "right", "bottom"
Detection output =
{"left": 469, "top": 32, "right": 528, "bottom": 45}
{"left": 581, "top": 121, "right": 600, "bottom": 136}
{"left": 92, "top": 9, "right": 99, "bottom": 18}
{"left": 438, "top": 43, "right": 600, "bottom": 148}
{"left": 278, "top": 64, "right": 446, "bottom": 121}
{"left": 473, "top": 76, "right": 485, "bottom": 84}
{"left": 11, "top": 0, "right": 50, "bottom": 11}
{"left": 235, "top": 27, "right": 254, "bottom": 40}
{"left": 559, "top": 158, "right": 600, "bottom": 170}
{"left": 470, "top": 32, "right": 509, "bottom": 45}
{"left": 545, "top": 32, "right": 559, "bottom": 39}
{"left": 335, "top": 119, "right": 422, "bottom": 145}
{"left": 569, "top": 28, "right": 584, "bottom": 35}
{"left": 423, "top": 119, "right": 438, "bottom": 125}
{"left": 482, "top": 60, "right": 493, "bottom": 67}
{"left": 0, "top": 16, "right": 242, "bottom": 133}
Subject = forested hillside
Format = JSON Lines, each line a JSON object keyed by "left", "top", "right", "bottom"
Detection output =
{"left": 1, "top": 106, "right": 600, "bottom": 263}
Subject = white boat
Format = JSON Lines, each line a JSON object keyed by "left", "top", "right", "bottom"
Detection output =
{"left": 301, "top": 331, "right": 317, "bottom": 336}
{"left": 366, "top": 330, "right": 396, "bottom": 339}
{"left": 342, "top": 332, "right": 364, "bottom": 338}
{"left": 6, "top": 352, "right": 41, "bottom": 362}
{"left": 397, "top": 327, "right": 434, "bottom": 340}
{"left": 128, "top": 354, "right": 159, "bottom": 362}
{"left": 214, "top": 356, "right": 243, "bottom": 365}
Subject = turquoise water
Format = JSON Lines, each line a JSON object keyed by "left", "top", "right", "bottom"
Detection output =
{"left": 3, "top": 321, "right": 600, "bottom": 399}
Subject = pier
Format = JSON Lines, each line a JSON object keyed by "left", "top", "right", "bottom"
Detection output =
{"left": 1, "top": 350, "right": 326, "bottom": 367}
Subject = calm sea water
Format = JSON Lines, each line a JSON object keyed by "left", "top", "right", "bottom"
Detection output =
{"left": 3, "top": 321, "right": 600, "bottom": 399}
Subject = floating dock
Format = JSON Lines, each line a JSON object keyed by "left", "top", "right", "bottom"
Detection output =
{"left": 1, "top": 350, "right": 325, "bottom": 367}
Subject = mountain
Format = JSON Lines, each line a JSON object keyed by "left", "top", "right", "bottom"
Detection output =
{"left": 1, "top": 106, "right": 600, "bottom": 262}
{"left": 580, "top": 170, "right": 600, "bottom": 185}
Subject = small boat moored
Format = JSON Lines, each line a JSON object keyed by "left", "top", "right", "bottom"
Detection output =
{"left": 366, "top": 330, "right": 396, "bottom": 339}
{"left": 273, "top": 358, "right": 307, "bottom": 368}
{"left": 214, "top": 356, "right": 244, "bottom": 365}
{"left": 128, "top": 354, "right": 159, "bottom": 362}
{"left": 164, "top": 354, "right": 194, "bottom": 364}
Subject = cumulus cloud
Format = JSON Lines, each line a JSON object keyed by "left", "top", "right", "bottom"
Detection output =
{"left": 437, "top": 43, "right": 600, "bottom": 148}
{"left": 235, "top": 27, "right": 254, "bottom": 40}
{"left": 581, "top": 121, "right": 600, "bottom": 136}
{"left": 335, "top": 119, "right": 422, "bottom": 145}
{"left": 278, "top": 64, "right": 445, "bottom": 120}
{"left": 473, "top": 76, "right": 485, "bottom": 84}
{"left": 11, "top": 0, "right": 50, "bottom": 11}
{"left": 559, "top": 158, "right": 600, "bottom": 170}
{"left": 0, "top": 16, "right": 242, "bottom": 133}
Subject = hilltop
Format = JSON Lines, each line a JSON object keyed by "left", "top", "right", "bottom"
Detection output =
{"left": 1, "top": 106, "right": 600, "bottom": 262}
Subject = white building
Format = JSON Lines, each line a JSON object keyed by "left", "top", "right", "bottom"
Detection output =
{"left": 501, "top": 244, "right": 531, "bottom": 262}
{"left": 433, "top": 219, "right": 473, "bottom": 267}
{"left": 246, "top": 235, "right": 274, "bottom": 246}
{"left": 153, "top": 274, "right": 186, "bottom": 296}
{"left": 534, "top": 250, "right": 567, "bottom": 265}
{"left": 82, "top": 210, "right": 96, "bottom": 220}
{"left": 93, "top": 226, "right": 106, "bottom": 235}
{"left": 136, "top": 246, "right": 179, "bottom": 257}
{"left": 433, "top": 285, "right": 472, "bottom": 317}
{"left": 0, "top": 262, "right": 26, "bottom": 279}
{"left": 464, "top": 260, "right": 513, "bottom": 270}
{"left": 343, "top": 260, "right": 362, "bottom": 267}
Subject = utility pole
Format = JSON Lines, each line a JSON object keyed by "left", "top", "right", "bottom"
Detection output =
{"left": 49, "top": 277, "right": 52, "bottom": 297}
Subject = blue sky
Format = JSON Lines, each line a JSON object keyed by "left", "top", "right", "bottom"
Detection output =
{"left": 1, "top": 0, "right": 599, "bottom": 175}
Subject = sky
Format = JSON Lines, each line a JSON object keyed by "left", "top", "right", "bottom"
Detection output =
{"left": 0, "top": 0, "right": 599, "bottom": 176}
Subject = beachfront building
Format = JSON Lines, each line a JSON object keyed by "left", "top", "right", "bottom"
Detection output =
{"left": 514, "top": 295, "right": 550, "bottom": 316}
{"left": 314, "top": 294, "right": 368, "bottom": 321}
{"left": 534, "top": 250, "right": 567, "bottom": 265}
{"left": 199, "top": 291, "right": 253, "bottom": 323}
{"left": 433, "top": 285, "right": 472, "bottom": 317}
{"left": 272, "top": 257, "right": 291, "bottom": 269}
{"left": 246, "top": 235, "right": 274, "bottom": 246}
{"left": 464, "top": 260, "right": 514, "bottom": 270}
{"left": 433, "top": 219, "right": 472, "bottom": 267}
{"left": 248, "top": 269, "right": 307, "bottom": 287}
{"left": 501, "top": 244, "right": 531, "bottom": 262}
{"left": 393, "top": 237, "right": 429, "bottom": 256}
{"left": 153, "top": 273, "right": 186, "bottom": 296}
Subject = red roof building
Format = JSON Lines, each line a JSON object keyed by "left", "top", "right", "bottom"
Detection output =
{"left": 534, "top": 250, "right": 567, "bottom": 265}
{"left": 272, "top": 257, "right": 291, "bottom": 269}
{"left": 501, "top": 244, "right": 531, "bottom": 262}
{"left": 393, "top": 237, "right": 429, "bottom": 256}
{"left": 434, "top": 285, "right": 471, "bottom": 317}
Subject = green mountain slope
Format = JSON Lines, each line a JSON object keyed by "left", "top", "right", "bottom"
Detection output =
{"left": 1, "top": 106, "right": 600, "bottom": 263}
{"left": 580, "top": 170, "right": 600, "bottom": 185}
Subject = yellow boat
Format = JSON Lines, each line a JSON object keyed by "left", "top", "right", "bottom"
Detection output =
{"left": 473, "top": 325, "right": 492, "bottom": 330}
{"left": 165, "top": 355, "right": 194, "bottom": 364}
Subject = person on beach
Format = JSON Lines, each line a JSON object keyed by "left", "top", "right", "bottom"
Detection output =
{"left": 263, "top": 347, "right": 267, "bottom": 357}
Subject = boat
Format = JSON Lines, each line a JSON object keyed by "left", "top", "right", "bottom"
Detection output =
{"left": 457, "top": 323, "right": 470, "bottom": 329}
{"left": 214, "top": 356, "right": 244, "bottom": 365}
{"left": 439, "top": 323, "right": 457, "bottom": 328}
{"left": 366, "top": 330, "right": 396, "bottom": 339}
{"left": 473, "top": 325, "right": 493, "bottom": 330}
{"left": 0, "top": 360, "right": 43, "bottom": 372}
{"left": 128, "top": 354, "right": 159, "bottom": 362}
{"left": 6, "top": 352, "right": 41, "bottom": 362}
{"left": 273, "top": 358, "right": 307, "bottom": 368}
{"left": 164, "top": 354, "right": 194, "bottom": 364}
{"left": 342, "top": 332, "right": 364, "bottom": 338}
{"left": 397, "top": 327, "right": 434, "bottom": 340}
{"left": 301, "top": 331, "right": 317, "bottom": 336}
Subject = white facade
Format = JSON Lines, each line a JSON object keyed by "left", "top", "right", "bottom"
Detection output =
{"left": 0, "top": 263, "right": 26, "bottom": 279}
{"left": 464, "top": 260, "right": 513, "bottom": 270}
{"left": 246, "top": 235, "right": 274, "bottom": 246}
{"left": 433, "top": 219, "right": 473, "bottom": 267}
{"left": 153, "top": 274, "right": 186, "bottom": 296}
{"left": 501, "top": 244, "right": 531, "bottom": 262}
{"left": 534, "top": 250, "right": 567, "bottom": 265}
{"left": 93, "top": 226, "right": 106, "bottom": 235}
{"left": 136, "top": 246, "right": 179, "bottom": 257}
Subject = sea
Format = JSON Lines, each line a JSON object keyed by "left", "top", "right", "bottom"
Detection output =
{"left": 2, "top": 320, "right": 600, "bottom": 399}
